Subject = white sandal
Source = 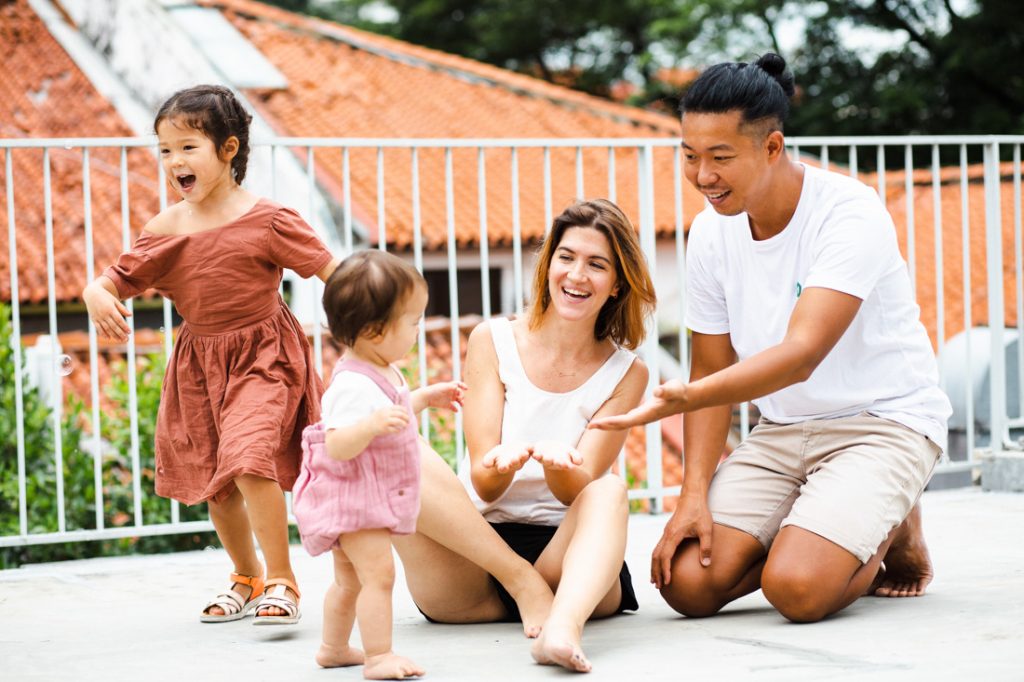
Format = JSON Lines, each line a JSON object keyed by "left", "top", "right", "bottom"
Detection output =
{"left": 252, "top": 578, "right": 301, "bottom": 626}
{"left": 200, "top": 572, "right": 265, "bottom": 623}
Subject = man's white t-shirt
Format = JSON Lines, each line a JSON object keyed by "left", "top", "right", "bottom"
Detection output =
{"left": 685, "top": 164, "right": 951, "bottom": 449}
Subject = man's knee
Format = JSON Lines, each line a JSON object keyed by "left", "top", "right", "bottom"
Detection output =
{"left": 660, "top": 583, "right": 722, "bottom": 618}
{"left": 659, "top": 561, "right": 728, "bottom": 618}
{"left": 761, "top": 564, "right": 832, "bottom": 623}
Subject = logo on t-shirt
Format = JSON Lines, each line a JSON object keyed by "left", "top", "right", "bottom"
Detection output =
{"left": 795, "top": 282, "right": 803, "bottom": 298}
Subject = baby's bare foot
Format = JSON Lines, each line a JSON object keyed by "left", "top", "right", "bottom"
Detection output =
{"left": 316, "top": 643, "right": 365, "bottom": 668}
{"left": 530, "top": 622, "right": 591, "bottom": 673}
{"left": 506, "top": 570, "right": 554, "bottom": 638}
{"left": 363, "top": 652, "right": 424, "bottom": 680}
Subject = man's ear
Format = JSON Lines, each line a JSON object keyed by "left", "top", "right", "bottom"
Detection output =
{"left": 764, "top": 130, "right": 785, "bottom": 162}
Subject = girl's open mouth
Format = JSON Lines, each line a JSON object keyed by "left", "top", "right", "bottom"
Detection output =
{"left": 177, "top": 174, "right": 196, "bottom": 191}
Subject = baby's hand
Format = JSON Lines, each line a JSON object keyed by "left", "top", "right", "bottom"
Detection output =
{"left": 84, "top": 285, "right": 131, "bottom": 342}
{"left": 531, "top": 440, "right": 583, "bottom": 471}
{"left": 423, "top": 381, "right": 468, "bottom": 411}
{"left": 370, "top": 405, "right": 410, "bottom": 435}
{"left": 481, "top": 443, "right": 534, "bottom": 474}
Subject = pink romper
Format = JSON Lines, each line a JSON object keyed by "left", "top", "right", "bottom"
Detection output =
{"left": 292, "top": 359, "right": 421, "bottom": 556}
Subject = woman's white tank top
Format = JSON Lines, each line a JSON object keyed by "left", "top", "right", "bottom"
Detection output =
{"left": 458, "top": 317, "right": 636, "bottom": 526}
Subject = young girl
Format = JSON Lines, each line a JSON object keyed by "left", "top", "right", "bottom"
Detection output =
{"left": 292, "top": 250, "right": 465, "bottom": 680}
{"left": 83, "top": 85, "right": 338, "bottom": 625}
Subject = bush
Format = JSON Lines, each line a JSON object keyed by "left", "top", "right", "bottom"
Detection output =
{"left": 0, "top": 303, "right": 217, "bottom": 568}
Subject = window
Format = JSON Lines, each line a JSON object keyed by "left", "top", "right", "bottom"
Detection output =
{"left": 423, "top": 268, "right": 502, "bottom": 317}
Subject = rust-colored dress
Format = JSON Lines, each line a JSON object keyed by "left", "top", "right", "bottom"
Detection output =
{"left": 104, "top": 199, "right": 334, "bottom": 505}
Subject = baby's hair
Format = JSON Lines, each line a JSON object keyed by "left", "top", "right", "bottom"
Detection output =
{"left": 154, "top": 85, "right": 253, "bottom": 183}
{"left": 323, "top": 250, "right": 427, "bottom": 347}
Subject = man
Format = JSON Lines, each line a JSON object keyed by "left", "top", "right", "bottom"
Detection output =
{"left": 591, "top": 53, "right": 951, "bottom": 622}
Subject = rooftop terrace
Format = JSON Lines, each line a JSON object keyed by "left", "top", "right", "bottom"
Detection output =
{"left": 2, "top": 487, "right": 1020, "bottom": 681}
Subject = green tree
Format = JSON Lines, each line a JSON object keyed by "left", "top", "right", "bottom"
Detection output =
{"left": 267, "top": 0, "right": 1024, "bottom": 139}
{"left": 786, "top": 0, "right": 1024, "bottom": 139}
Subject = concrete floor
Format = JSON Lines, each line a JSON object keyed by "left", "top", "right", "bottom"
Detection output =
{"left": 1, "top": 488, "right": 1022, "bottom": 682}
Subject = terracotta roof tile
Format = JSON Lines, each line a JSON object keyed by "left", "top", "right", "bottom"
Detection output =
{"left": 1, "top": 0, "right": 703, "bottom": 304}
{"left": 868, "top": 163, "right": 1021, "bottom": 345}
{"left": 206, "top": 0, "right": 702, "bottom": 250}
{"left": 0, "top": 0, "right": 160, "bottom": 304}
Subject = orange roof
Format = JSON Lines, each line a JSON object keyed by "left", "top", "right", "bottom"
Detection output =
{"left": 870, "top": 162, "right": 1021, "bottom": 346}
{"left": 0, "top": 0, "right": 160, "bottom": 305}
{"left": 1, "top": 0, "right": 702, "bottom": 304}
{"left": 207, "top": 0, "right": 701, "bottom": 250}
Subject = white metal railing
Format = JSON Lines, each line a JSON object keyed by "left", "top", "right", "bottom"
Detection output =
{"left": 1, "top": 134, "right": 1022, "bottom": 548}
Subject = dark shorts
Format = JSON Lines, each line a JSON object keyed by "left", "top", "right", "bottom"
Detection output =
{"left": 417, "top": 521, "right": 638, "bottom": 623}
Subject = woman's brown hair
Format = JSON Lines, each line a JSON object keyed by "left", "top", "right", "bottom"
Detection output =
{"left": 528, "top": 199, "right": 656, "bottom": 350}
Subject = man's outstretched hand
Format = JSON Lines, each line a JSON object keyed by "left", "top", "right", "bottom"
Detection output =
{"left": 589, "top": 379, "right": 691, "bottom": 431}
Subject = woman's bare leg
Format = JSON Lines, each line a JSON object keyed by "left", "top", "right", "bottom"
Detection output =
{"left": 391, "top": 441, "right": 553, "bottom": 637}
{"left": 530, "top": 475, "right": 629, "bottom": 673}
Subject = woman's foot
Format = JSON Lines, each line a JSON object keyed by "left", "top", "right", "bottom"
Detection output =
{"left": 530, "top": 620, "right": 591, "bottom": 673}
{"left": 506, "top": 569, "right": 554, "bottom": 638}
{"left": 316, "top": 643, "right": 365, "bottom": 668}
{"left": 363, "top": 652, "right": 425, "bottom": 680}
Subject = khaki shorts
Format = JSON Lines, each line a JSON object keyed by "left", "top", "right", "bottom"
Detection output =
{"left": 708, "top": 412, "right": 942, "bottom": 563}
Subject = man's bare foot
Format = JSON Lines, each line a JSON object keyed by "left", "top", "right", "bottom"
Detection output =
{"left": 506, "top": 569, "right": 554, "bottom": 638}
{"left": 363, "top": 652, "right": 424, "bottom": 680}
{"left": 530, "top": 620, "right": 591, "bottom": 673}
{"left": 873, "top": 503, "right": 934, "bottom": 598}
{"left": 316, "top": 643, "right": 365, "bottom": 668}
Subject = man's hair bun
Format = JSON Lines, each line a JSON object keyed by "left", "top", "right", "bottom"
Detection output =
{"left": 754, "top": 53, "right": 795, "bottom": 98}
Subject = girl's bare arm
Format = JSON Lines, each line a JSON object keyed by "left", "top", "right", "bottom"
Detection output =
{"left": 82, "top": 276, "right": 131, "bottom": 341}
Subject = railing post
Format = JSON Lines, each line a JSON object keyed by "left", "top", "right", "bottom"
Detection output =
{"left": 444, "top": 147, "right": 465, "bottom": 469}
{"left": 43, "top": 147, "right": 67, "bottom": 533}
{"left": 638, "top": 145, "right": 662, "bottom": 513}
{"left": 984, "top": 141, "right": 1009, "bottom": 452}
{"left": 5, "top": 148, "right": 29, "bottom": 537}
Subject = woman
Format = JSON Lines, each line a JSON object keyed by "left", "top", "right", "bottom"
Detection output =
{"left": 393, "top": 199, "right": 656, "bottom": 673}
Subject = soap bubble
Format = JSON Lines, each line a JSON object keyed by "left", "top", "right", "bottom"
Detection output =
{"left": 55, "top": 354, "right": 74, "bottom": 376}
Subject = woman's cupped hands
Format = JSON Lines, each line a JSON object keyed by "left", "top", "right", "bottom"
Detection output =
{"left": 481, "top": 442, "right": 535, "bottom": 474}
{"left": 530, "top": 440, "right": 583, "bottom": 471}
{"left": 481, "top": 441, "right": 583, "bottom": 474}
